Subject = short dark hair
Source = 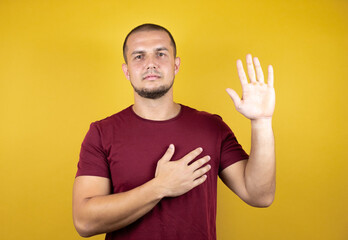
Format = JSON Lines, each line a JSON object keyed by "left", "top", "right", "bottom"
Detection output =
{"left": 123, "top": 23, "right": 177, "bottom": 63}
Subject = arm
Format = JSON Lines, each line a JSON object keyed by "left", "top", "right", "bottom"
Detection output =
{"left": 221, "top": 54, "right": 275, "bottom": 207}
{"left": 73, "top": 145, "right": 211, "bottom": 237}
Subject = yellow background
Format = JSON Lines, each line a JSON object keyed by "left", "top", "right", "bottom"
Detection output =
{"left": 1, "top": 0, "right": 347, "bottom": 239}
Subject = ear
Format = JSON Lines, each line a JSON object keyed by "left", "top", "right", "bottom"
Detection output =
{"left": 122, "top": 63, "right": 130, "bottom": 80}
{"left": 174, "top": 57, "right": 181, "bottom": 75}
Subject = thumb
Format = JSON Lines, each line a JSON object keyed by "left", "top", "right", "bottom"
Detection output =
{"left": 226, "top": 88, "right": 241, "bottom": 109}
{"left": 155, "top": 144, "right": 175, "bottom": 177}
{"left": 160, "top": 144, "right": 175, "bottom": 162}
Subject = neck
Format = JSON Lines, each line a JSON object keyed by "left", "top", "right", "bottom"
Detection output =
{"left": 132, "top": 90, "right": 181, "bottom": 121}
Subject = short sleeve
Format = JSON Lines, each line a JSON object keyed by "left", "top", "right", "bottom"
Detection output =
{"left": 76, "top": 122, "right": 110, "bottom": 178}
{"left": 219, "top": 120, "right": 249, "bottom": 173}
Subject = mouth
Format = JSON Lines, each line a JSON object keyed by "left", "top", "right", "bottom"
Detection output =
{"left": 143, "top": 74, "right": 161, "bottom": 80}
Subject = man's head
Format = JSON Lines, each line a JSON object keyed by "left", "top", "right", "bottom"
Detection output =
{"left": 122, "top": 24, "right": 180, "bottom": 100}
{"left": 123, "top": 23, "right": 177, "bottom": 64}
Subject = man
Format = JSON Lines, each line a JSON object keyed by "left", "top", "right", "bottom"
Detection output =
{"left": 73, "top": 23, "right": 275, "bottom": 240}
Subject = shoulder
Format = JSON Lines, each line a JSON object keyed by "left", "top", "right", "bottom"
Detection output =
{"left": 88, "top": 106, "right": 133, "bottom": 137}
{"left": 93, "top": 106, "right": 132, "bottom": 127}
{"left": 182, "top": 105, "right": 224, "bottom": 123}
{"left": 180, "top": 105, "right": 229, "bottom": 133}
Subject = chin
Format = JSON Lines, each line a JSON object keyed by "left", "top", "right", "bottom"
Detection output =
{"left": 134, "top": 84, "right": 173, "bottom": 100}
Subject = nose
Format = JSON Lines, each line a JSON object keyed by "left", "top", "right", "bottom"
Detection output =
{"left": 145, "top": 55, "right": 158, "bottom": 70}
{"left": 147, "top": 63, "right": 156, "bottom": 70}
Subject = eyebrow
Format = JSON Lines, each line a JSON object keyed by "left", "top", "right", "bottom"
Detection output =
{"left": 131, "top": 47, "right": 169, "bottom": 55}
{"left": 131, "top": 50, "right": 145, "bottom": 55}
{"left": 155, "top": 47, "right": 169, "bottom": 52}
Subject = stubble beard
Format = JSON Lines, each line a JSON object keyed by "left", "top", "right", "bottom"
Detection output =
{"left": 131, "top": 78, "right": 174, "bottom": 100}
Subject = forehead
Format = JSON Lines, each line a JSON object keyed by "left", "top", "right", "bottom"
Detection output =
{"left": 126, "top": 30, "right": 173, "bottom": 53}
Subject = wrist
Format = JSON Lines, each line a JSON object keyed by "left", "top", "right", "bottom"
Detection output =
{"left": 149, "top": 177, "right": 167, "bottom": 200}
{"left": 251, "top": 117, "right": 273, "bottom": 129}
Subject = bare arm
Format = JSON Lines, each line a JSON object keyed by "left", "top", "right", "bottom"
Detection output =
{"left": 72, "top": 145, "right": 211, "bottom": 237}
{"left": 221, "top": 54, "right": 276, "bottom": 207}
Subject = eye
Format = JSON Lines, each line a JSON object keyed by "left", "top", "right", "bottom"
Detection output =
{"left": 134, "top": 55, "right": 143, "bottom": 60}
{"left": 157, "top": 52, "right": 165, "bottom": 57}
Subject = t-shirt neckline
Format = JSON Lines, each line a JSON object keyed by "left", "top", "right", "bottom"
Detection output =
{"left": 129, "top": 104, "right": 185, "bottom": 123}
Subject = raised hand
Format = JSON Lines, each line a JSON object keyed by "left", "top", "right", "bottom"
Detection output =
{"left": 226, "top": 54, "right": 275, "bottom": 120}
{"left": 154, "top": 144, "right": 211, "bottom": 197}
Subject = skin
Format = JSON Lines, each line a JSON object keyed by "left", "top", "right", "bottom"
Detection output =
{"left": 72, "top": 30, "right": 276, "bottom": 237}
{"left": 222, "top": 55, "right": 275, "bottom": 207}
{"left": 122, "top": 30, "right": 181, "bottom": 120}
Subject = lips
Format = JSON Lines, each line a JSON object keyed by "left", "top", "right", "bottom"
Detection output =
{"left": 144, "top": 75, "right": 160, "bottom": 80}
{"left": 143, "top": 73, "right": 162, "bottom": 80}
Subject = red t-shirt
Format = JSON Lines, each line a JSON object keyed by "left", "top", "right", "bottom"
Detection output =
{"left": 76, "top": 105, "right": 248, "bottom": 240}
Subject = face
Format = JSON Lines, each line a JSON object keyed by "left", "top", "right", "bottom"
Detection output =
{"left": 122, "top": 30, "right": 180, "bottom": 99}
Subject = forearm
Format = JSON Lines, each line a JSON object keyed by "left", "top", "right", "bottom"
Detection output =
{"left": 74, "top": 178, "right": 164, "bottom": 237}
{"left": 245, "top": 118, "right": 276, "bottom": 205}
{"left": 73, "top": 145, "right": 211, "bottom": 237}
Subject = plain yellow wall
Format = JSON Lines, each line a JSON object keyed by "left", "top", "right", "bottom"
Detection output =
{"left": 1, "top": 0, "right": 347, "bottom": 239}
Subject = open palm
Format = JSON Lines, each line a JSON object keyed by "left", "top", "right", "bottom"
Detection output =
{"left": 226, "top": 54, "right": 275, "bottom": 120}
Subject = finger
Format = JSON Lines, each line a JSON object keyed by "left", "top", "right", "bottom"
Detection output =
{"left": 193, "top": 164, "right": 211, "bottom": 179}
{"left": 246, "top": 54, "right": 256, "bottom": 83}
{"left": 226, "top": 88, "right": 242, "bottom": 109}
{"left": 253, "top": 57, "right": 264, "bottom": 83}
{"left": 189, "top": 155, "right": 211, "bottom": 170}
{"left": 236, "top": 60, "right": 248, "bottom": 87}
{"left": 267, "top": 65, "right": 274, "bottom": 87}
{"left": 159, "top": 144, "right": 175, "bottom": 162}
{"left": 192, "top": 175, "right": 208, "bottom": 188}
{"left": 181, "top": 147, "right": 203, "bottom": 165}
